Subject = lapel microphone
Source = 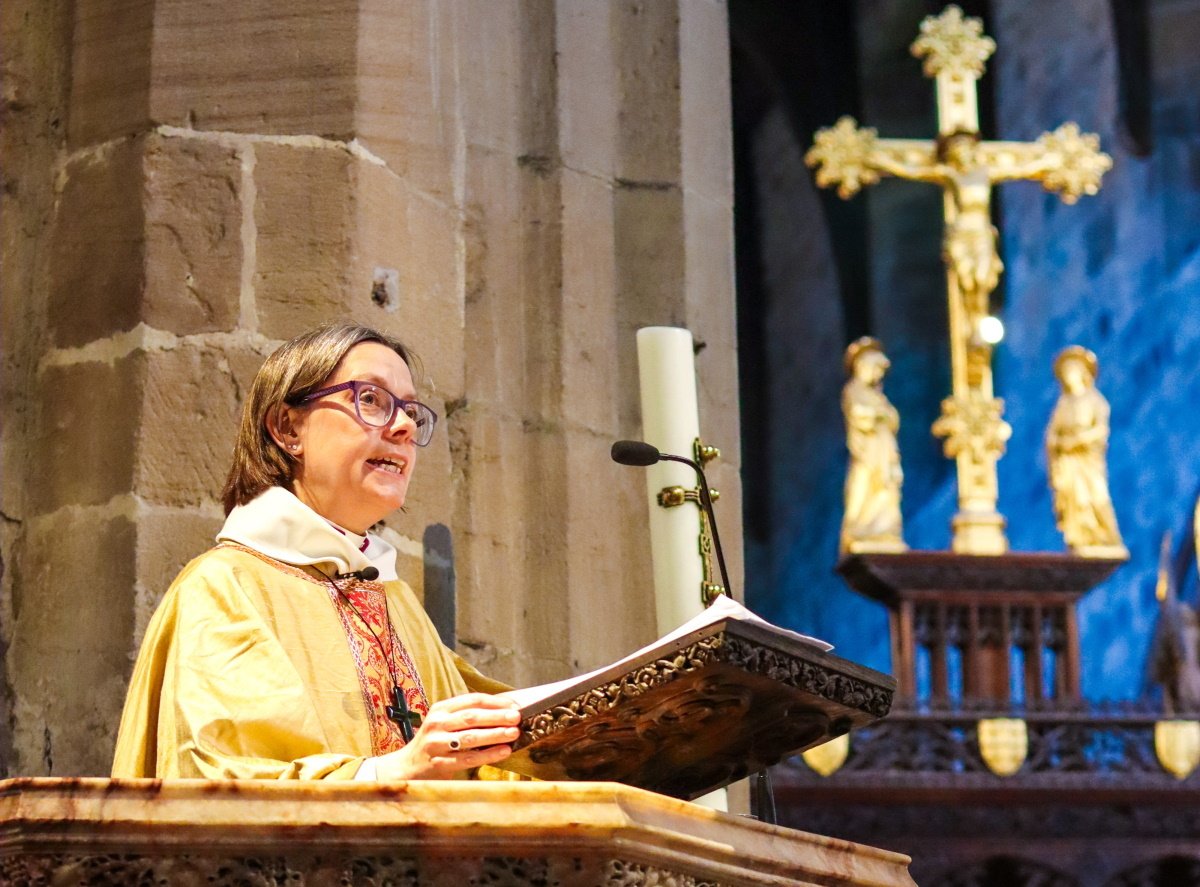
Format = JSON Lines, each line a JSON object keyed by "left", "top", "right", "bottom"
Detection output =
{"left": 336, "top": 566, "right": 380, "bottom": 582}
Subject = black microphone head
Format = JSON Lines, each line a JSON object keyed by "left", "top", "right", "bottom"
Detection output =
{"left": 360, "top": 566, "right": 380, "bottom": 581}
{"left": 611, "top": 440, "right": 662, "bottom": 467}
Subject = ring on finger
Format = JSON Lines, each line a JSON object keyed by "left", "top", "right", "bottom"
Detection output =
{"left": 448, "top": 736, "right": 462, "bottom": 752}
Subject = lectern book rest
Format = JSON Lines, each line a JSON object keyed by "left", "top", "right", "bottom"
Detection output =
{"left": 499, "top": 597, "right": 896, "bottom": 799}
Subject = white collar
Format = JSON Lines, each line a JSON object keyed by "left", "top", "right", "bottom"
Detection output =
{"left": 217, "top": 487, "right": 399, "bottom": 581}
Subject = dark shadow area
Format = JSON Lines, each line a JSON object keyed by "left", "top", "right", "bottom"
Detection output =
{"left": 423, "top": 523, "right": 456, "bottom": 648}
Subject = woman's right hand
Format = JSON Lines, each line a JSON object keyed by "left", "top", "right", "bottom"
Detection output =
{"left": 372, "top": 693, "right": 521, "bottom": 780}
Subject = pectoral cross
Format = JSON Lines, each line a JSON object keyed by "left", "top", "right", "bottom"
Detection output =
{"left": 386, "top": 686, "right": 422, "bottom": 743}
{"left": 806, "top": 5, "right": 1111, "bottom": 555}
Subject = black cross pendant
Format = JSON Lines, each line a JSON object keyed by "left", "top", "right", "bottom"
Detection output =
{"left": 386, "top": 685, "right": 422, "bottom": 743}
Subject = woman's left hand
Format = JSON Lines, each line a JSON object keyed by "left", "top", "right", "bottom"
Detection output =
{"left": 373, "top": 693, "right": 521, "bottom": 780}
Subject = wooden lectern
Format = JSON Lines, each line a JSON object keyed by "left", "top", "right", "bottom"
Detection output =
{"left": 1, "top": 778, "right": 917, "bottom": 886}
{"left": 503, "top": 616, "right": 896, "bottom": 798}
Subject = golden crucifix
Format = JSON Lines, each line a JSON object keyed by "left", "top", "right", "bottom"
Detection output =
{"left": 806, "top": 5, "right": 1112, "bottom": 555}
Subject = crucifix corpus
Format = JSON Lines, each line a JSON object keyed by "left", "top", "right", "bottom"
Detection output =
{"left": 806, "top": 5, "right": 1112, "bottom": 555}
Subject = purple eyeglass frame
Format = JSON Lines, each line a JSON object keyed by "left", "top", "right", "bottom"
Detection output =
{"left": 294, "top": 380, "right": 438, "bottom": 447}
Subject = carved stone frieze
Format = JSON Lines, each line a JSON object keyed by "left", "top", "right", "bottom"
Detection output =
{"left": 604, "top": 859, "right": 723, "bottom": 887}
{"left": 0, "top": 854, "right": 734, "bottom": 887}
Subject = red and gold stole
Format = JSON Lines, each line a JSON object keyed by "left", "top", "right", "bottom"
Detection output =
{"left": 218, "top": 543, "right": 430, "bottom": 757}
{"left": 327, "top": 578, "right": 430, "bottom": 755}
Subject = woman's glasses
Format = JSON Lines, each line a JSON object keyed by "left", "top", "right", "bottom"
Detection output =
{"left": 294, "top": 381, "right": 438, "bottom": 447}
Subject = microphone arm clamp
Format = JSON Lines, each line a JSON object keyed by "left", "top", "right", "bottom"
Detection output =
{"left": 654, "top": 437, "right": 728, "bottom": 606}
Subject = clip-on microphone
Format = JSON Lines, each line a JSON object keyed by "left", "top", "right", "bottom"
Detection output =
{"left": 335, "top": 566, "right": 380, "bottom": 582}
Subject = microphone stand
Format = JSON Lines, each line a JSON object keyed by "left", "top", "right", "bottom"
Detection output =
{"left": 612, "top": 440, "right": 776, "bottom": 825}
{"left": 655, "top": 451, "right": 733, "bottom": 599}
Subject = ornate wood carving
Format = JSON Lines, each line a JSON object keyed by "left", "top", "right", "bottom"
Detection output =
{"left": 523, "top": 636, "right": 727, "bottom": 741}
{"left": 503, "top": 621, "right": 895, "bottom": 798}
{"left": 838, "top": 551, "right": 1123, "bottom": 602}
{"left": 837, "top": 551, "right": 1123, "bottom": 705}
{"left": 773, "top": 705, "right": 1200, "bottom": 883}
{"left": 781, "top": 707, "right": 1198, "bottom": 778}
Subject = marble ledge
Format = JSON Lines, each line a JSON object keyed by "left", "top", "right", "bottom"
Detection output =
{"left": 0, "top": 777, "right": 916, "bottom": 886}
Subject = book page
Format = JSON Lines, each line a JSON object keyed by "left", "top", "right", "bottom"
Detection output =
{"left": 503, "top": 595, "right": 831, "bottom": 709}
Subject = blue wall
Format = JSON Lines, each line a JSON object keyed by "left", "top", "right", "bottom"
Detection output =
{"left": 737, "top": 0, "right": 1200, "bottom": 701}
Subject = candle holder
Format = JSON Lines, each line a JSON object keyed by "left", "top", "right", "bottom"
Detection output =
{"left": 656, "top": 437, "right": 727, "bottom": 606}
{"left": 695, "top": 440, "right": 721, "bottom": 466}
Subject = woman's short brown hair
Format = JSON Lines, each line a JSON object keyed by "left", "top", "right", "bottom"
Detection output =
{"left": 221, "top": 322, "right": 417, "bottom": 514}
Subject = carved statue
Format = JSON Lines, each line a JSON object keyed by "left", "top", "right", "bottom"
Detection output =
{"left": 806, "top": 5, "right": 1112, "bottom": 556}
{"left": 840, "top": 338, "right": 907, "bottom": 554}
{"left": 866, "top": 131, "right": 1019, "bottom": 321}
{"left": 1045, "top": 346, "right": 1128, "bottom": 558}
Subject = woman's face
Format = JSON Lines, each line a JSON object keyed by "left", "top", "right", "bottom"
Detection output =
{"left": 276, "top": 342, "right": 420, "bottom": 533}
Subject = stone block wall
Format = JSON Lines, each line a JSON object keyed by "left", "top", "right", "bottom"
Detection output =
{"left": 0, "top": 0, "right": 739, "bottom": 776}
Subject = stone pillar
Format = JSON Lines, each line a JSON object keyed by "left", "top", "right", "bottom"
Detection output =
{"left": 0, "top": 0, "right": 737, "bottom": 775}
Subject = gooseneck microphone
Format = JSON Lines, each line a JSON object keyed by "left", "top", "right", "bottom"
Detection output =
{"left": 610, "top": 439, "right": 662, "bottom": 467}
{"left": 336, "top": 566, "right": 380, "bottom": 582}
{"left": 610, "top": 439, "right": 733, "bottom": 598}
{"left": 613, "top": 438, "right": 777, "bottom": 823}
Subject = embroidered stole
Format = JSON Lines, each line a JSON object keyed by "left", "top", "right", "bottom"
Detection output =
{"left": 326, "top": 579, "right": 430, "bottom": 755}
{"left": 217, "top": 543, "right": 429, "bottom": 756}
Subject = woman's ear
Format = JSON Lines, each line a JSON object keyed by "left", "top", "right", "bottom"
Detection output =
{"left": 266, "top": 404, "right": 304, "bottom": 456}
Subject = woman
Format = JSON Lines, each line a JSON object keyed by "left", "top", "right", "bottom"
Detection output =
{"left": 112, "top": 322, "right": 521, "bottom": 780}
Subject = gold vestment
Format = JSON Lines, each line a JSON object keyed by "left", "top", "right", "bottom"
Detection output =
{"left": 112, "top": 544, "right": 508, "bottom": 779}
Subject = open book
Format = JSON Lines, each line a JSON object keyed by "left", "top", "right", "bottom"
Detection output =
{"left": 497, "top": 596, "right": 894, "bottom": 799}
{"left": 505, "top": 596, "right": 831, "bottom": 709}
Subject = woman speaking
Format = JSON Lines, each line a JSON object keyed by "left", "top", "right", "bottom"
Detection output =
{"left": 112, "top": 322, "right": 520, "bottom": 780}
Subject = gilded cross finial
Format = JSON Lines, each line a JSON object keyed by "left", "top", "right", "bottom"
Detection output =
{"left": 911, "top": 5, "right": 996, "bottom": 79}
{"left": 805, "top": 117, "right": 880, "bottom": 199}
{"left": 1036, "top": 123, "right": 1113, "bottom": 204}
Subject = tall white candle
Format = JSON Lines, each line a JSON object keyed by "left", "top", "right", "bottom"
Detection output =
{"left": 636, "top": 326, "right": 730, "bottom": 812}
{"left": 636, "top": 326, "right": 706, "bottom": 636}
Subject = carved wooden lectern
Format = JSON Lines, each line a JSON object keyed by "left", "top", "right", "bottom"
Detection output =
{"left": 502, "top": 615, "right": 896, "bottom": 798}
{"left": 0, "top": 610, "right": 912, "bottom": 885}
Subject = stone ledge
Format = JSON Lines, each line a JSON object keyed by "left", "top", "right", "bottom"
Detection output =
{"left": 0, "top": 778, "right": 916, "bottom": 887}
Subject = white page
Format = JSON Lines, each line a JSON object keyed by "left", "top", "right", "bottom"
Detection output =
{"left": 504, "top": 595, "right": 831, "bottom": 709}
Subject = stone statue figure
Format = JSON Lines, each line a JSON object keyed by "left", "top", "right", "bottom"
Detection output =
{"left": 840, "top": 338, "right": 908, "bottom": 554}
{"left": 1045, "top": 346, "right": 1128, "bottom": 558}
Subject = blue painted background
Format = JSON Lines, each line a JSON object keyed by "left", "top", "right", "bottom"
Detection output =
{"left": 740, "top": 0, "right": 1200, "bottom": 702}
